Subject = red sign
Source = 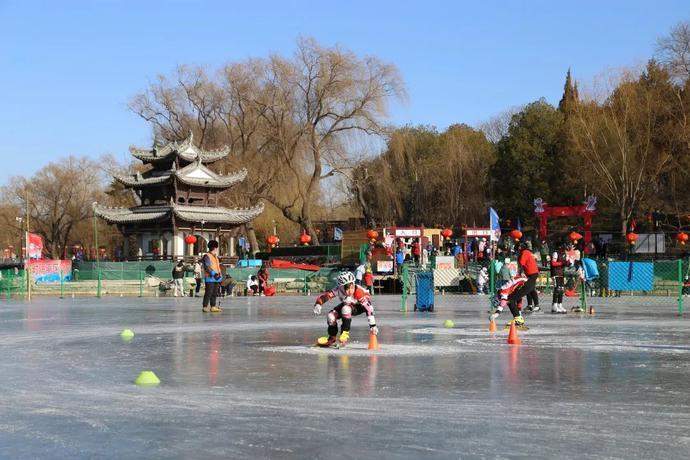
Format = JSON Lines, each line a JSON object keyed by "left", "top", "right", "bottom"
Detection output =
{"left": 27, "top": 233, "right": 43, "bottom": 259}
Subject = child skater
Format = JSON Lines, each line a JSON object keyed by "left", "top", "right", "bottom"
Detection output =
{"left": 490, "top": 275, "right": 529, "bottom": 330}
{"left": 312, "top": 271, "right": 378, "bottom": 347}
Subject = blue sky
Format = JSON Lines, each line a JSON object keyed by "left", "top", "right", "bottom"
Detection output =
{"left": 1, "top": 0, "right": 689, "bottom": 183}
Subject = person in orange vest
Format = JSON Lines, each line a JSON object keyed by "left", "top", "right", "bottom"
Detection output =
{"left": 202, "top": 240, "right": 223, "bottom": 313}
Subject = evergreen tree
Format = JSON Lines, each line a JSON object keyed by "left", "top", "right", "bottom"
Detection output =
{"left": 558, "top": 68, "right": 578, "bottom": 115}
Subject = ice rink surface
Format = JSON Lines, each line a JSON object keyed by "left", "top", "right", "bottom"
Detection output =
{"left": 1, "top": 293, "right": 689, "bottom": 459}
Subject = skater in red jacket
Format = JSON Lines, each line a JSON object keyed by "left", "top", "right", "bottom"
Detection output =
{"left": 313, "top": 271, "right": 378, "bottom": 347}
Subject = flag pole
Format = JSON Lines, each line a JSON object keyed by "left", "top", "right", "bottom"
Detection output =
{"left": 26, "top": 187, "right": 31, "bottom": 302}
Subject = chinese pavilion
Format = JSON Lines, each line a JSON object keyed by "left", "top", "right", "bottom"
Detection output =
{"left": 94, "top": 134, "right": 263, "bottom": 259}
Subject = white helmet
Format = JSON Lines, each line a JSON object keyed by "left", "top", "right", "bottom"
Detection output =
{"left": 337, "top": 271, "right": 356, "bottom": 286}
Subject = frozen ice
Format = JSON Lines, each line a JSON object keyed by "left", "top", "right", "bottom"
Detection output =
{"left": 1, "top": 294, "right": 689, "bottom": 458}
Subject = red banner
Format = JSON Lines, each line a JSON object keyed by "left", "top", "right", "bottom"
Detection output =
{"left": 27, "top": 233, "right": 43, "bottom": 259}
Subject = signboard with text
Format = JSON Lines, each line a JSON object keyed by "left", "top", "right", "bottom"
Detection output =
{"left": 27, "top": 260, "right": 72, "bottom": 283}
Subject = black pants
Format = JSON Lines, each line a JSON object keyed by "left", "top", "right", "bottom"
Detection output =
{"left": 552, "top": 276, "right": 564, "bottom": 304}
{"left": 203, "top": 282, "right": 219, "bottom": 308}
{"left": 509, "top": 273, "right": 538, "bottom": 317}
{"left": 195, "top": 277, "right": 202, "bottom": 294}
{"left": 327, "top": 302, "right": 367, "bottom": 337}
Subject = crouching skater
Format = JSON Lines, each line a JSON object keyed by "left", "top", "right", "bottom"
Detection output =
{"left": 489, "top": 275, "right": 529, "bottom": 330}
{"left": 312, "top": 271, "right": 378, "bottom": 347}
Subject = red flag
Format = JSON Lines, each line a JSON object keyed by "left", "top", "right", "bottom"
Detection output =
{"left": 629, "top": 218, "right": 637, "bottom": 232}
{"left": 27, "top": 233, "right": 43, "bottom": 259}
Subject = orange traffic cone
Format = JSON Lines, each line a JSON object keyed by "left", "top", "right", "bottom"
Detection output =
{"left": 368, "top": 332, "right": 379, "bottom": 350}
{"left": 507, "top": 321, "right": 521, "bottom": 345}
{"left": 488, "top": 320, "right": 497, "bottom": 332}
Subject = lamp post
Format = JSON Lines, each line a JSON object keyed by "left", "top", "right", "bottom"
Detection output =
{"left": 15, "top": 217, "right": 23, "bottom": 262}
{"left": 201, "top": 220, "right": 205, "bottom": 256}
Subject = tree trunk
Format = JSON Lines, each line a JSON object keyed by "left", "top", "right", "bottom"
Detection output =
{"left": 246, "top": 224, "right": 260, "bottom": 256}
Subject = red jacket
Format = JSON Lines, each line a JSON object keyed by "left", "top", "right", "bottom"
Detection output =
{"left": 519, "top": 249, "right": 539, "bottom": 276}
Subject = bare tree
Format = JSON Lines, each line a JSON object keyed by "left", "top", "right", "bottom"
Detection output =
{"left": 568, "top": 68, "right": 674, "bottom": 236}
{"left": 657, "top": 20, "right": 690, "bottom": 82}
{"left": 0, "top": 157, "right": 108, "bottom": 258}
{"left": 131, "top": 38, "right": 406, "bottom": 245}
{"left": 478, "top": 105, "right": 524, "bottom": 143}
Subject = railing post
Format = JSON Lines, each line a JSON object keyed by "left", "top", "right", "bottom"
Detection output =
{"left": 60, "top": 269, "right": 64, "bottom": 299}
{"left": 139, "top": 270, "right": 144, "bottom": 298}
{"left": 678, "top": 259, "right": 683, "bottom": 316}
{"left": 400, "top": 263, "right": 409, "bottom": 312}
{"left": 97, "top": 270, "right": 102, "bottom": 298}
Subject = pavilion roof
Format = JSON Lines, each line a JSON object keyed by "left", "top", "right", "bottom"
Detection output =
{"left": 114, "top": 162, "right": 247, "bottom": 189}
{"left": 93, "top": 202, "right": 264, "bottom": 225}
{"left": 129, "top": 133, "right": 229, "bottom": 164}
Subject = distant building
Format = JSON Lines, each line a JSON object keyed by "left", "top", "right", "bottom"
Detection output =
{"left": 94, "top": 133, "right": 263, "bottom": 259}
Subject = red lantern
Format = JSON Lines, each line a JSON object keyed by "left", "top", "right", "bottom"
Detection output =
{"left": 626, "top": 232, "right": 638, "bottom": 245}
{"left": 569, "top": 232, "right": 583, "bottom": 242}
{"left": 367, "top": 229, "right": 379, "bottom": 240}
{"left": 677, "top": 232, "right": 688, "bottom": 245}
{"left": 299, "top": 233, "right": 312, "bottom": 246}
{"left": 441, "top": 228, "right": 453, "bottom": 239}
{"left": 266, "top": 235, "right": 278, "bottom": 247}
{"left": 184, "top": 235, "right": 197, "bottom": 245}
{"left": 509, "top": 229, "right": 523, "bottom": 241}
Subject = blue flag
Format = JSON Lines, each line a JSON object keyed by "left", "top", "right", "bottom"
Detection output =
{"left": 490, "top": 208, "right": 501, "bottom": 242}
{"left": 333, "top": 227, "right": 343, "bottom": 241}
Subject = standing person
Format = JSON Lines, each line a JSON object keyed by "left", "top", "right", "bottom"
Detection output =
{"left": 550, "top": 245, "right": 568, "bottom": 313}
{"left": 201, "top": 240, "right": 223, "bottom": 313}
{"left": 355, "top": 262, "right": 366, "bottom": 286}
{"left": 395, "top": 247, "right": 405, "bottom": 278}
{"left": 363, "top": 265, "right": 374, "bottom": 294}
{"left": 516, "top": 242, "right": 541, "bottom": 313}
{"left": 476, "top": 267, "right": 489, "bottom": 295}
{"left": 412, "top": 239, "right": 421, "bottom": 266}
{"left": 539, "top": 240, "right": 550, "bottom": 269}
{"left": 172, "top": 259, "right": 185, "bottom": 297}
{"left": 257, "top": 263, "right": 269, "bottom": 296}
{"left": 496, "top": 254, "right": 512, "bottom": 289}
{"left": 312, "top": 272, "right": 378, "bottom": 347}
{"left": 192, "top": 258, "right": 203, "bottom": 297}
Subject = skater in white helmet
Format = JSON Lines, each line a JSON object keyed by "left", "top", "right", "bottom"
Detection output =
{"left": 313, "top": 271, "right": 378, "bottom": 347}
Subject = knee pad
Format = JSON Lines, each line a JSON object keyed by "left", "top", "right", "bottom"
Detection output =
{"left": 327, "top": 311, "right": 337, "bottom": 325}
{"left": 341, "top": 305, "right": 352, "bottom": 318}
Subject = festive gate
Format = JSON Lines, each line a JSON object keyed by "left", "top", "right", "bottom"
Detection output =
{"left": 534, "top": 196, "right": 597, "bottom": 245}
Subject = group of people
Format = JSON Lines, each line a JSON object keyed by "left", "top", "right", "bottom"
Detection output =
{"left": 245, "top": 264, "right": 269, "bottom": 296}
{"left": 488, "top": 239, "right": 586, "bottom": 330}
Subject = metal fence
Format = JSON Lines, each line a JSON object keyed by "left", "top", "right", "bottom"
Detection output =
{"left": 400, "top": 258, "right": 687, "bottom": 314}
{"left": 0, "top": 263, "right": 346, "bottom": 299}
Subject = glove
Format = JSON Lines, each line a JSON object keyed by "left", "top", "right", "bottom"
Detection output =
{"left": 489, "top": 311, "right": 500, "bottom": 321}
{"left": 313, "top": 303, "right": 322, "bottom": 315}
{"left": 213, "top": 273, "right": 221, "bottom": 281}
{"left": 370, "top": 325, "right": 379, "bottom": 336}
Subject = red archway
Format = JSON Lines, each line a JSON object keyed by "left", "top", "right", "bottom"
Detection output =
{"left": 534, "top": 196, "right": 597, "bottom": 245}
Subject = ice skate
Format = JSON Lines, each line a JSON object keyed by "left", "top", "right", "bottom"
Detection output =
{"left": 314, "top": 336, "right": 338, "bottom": 348}
{"left": 202, "top": 306, "right": 210, "bottom": 313}
{"left": 338, "top": 330, "right": 350, "bottom": 346}
{"left": 571, "top": 306, "right": 584, "bottom": 313}
{"left": 551, "top": 303, "right": 559, "bottom": 313}
{"left": 210, "top": 306, "right": 223, "bottom": 313}
{"left": 557, "top": 303, "right": 567, "bottom": 314}
{"left": 504, "top": 316, "right": 529, "bottom": 331}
